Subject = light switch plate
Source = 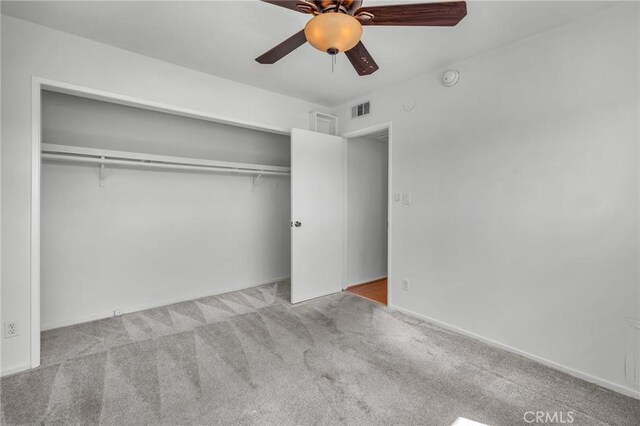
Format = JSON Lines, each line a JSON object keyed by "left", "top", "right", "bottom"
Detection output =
{"left": 402, "top": 192, "right": 412, "bottom": 205}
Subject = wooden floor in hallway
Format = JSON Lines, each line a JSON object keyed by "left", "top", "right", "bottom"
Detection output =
{"left": 346, "top": 278, "right": 387, "bottom": 305}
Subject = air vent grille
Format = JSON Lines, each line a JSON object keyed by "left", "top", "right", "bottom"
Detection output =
{"left": 351, "top": 101, "right": 370, "bottom": 118}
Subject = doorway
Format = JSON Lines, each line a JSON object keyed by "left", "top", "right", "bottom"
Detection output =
{"left": 343, "top": 127, "right": 390, "bottom": 305}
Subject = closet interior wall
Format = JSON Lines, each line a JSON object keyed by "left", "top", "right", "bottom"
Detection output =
{"left": 40, "top": 91, "right": 291, "bottom": 330}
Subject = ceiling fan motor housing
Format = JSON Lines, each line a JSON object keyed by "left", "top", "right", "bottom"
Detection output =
{"left": 313, "top": 0, "right": 363, "bottom": 14}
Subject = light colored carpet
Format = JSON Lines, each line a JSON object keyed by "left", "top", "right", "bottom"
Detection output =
{"left": 1, "top": 281, "right": 639, "bottom": 425}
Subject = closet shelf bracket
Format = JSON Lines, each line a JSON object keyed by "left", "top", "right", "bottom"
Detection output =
{"left": 99, "top": 156, "right": 106, "bottom": 188}
{"left": 251, "top": 172, "right": 264, "bottom": 192}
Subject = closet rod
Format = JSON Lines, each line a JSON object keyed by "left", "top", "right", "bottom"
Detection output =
{"left": 42, "top": 153, "right": 290, "bottom": 176}
{"left": 41, "top": 143, "right": 290, "bottom": 174}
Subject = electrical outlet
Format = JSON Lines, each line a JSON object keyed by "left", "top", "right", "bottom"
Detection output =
{"left": 403, "top": 279, "right": 410, "bottom": 291}
{"left": 113, "top": 308, "right": 123, "bottom": 316}
{"left": 4, "top": 322, "right": 19, "bottom": 338}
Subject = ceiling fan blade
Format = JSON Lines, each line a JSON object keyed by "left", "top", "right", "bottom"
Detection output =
{"left": 345, "top": 41, "right": 379, "bottom": 76}
{"left": 355, "top": 1, "right": 467, "bottom": 26}
{"left": 256, "top": 30, "right": 307, "bottom": 64}
{"left": 260, "top": 0, "right": 308, "bottom": 14}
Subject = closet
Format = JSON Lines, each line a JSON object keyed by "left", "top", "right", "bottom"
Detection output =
{"left": 40, "top": 91, "right": 291, "bottom": 330}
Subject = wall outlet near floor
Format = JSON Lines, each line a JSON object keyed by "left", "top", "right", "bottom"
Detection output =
{"left": 402, "top": 279, "right": 410, "bottom": 291}
{"left": 4, "top": 322, "right": 19, "bottom": 338}
{"left": 113, "top": 308, "right": 123, "bottom": 317}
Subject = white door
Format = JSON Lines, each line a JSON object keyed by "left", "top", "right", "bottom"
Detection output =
{"left": 291, "top": 128, "right": 344, "bottom": 303}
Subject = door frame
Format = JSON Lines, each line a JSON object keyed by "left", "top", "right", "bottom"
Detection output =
{"left": 29, "top": 76, "right": 290, "bottom": 370}
{"left": 342, "top": 122, "right": 393, "bottom": 306}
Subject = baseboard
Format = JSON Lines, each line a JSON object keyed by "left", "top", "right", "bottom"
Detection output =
{"left": 389, "top": 304, "right": 640, "bottom": 400}
{"left": 41, "top": 276, "right": 290, "bottom": 331}
{"left": 344, "top": 275, "right": 387, "bottom": 290}
{"left": 1, "top": 363, "right": 31, "bottom": 378}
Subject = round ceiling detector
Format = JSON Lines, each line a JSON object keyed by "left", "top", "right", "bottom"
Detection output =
{"left": 442, "top": 69, "right": 460, "bottom": 87}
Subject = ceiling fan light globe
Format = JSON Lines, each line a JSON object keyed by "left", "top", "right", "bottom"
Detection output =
{"left": 304, "top": 13, "right": 362, "bottom": 54}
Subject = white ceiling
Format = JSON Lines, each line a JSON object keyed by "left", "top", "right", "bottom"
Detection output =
{"left": 2, "top": 0, "right": 613, "bottom": 106}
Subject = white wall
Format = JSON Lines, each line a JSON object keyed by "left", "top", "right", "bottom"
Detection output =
{"left": 333, "top": 4, "right": 639, "bottom": 397}
{"left": 346, "top": 135, "right": 388, "bottom": 286}
{"left": 1, "top": 15, "right": 329, "bottom": 375}
{"left": 40, "top": 92, "right": 290, "bottom": 330}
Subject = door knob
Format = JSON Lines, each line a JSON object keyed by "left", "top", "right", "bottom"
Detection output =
{"left": 294, "top": 221, "right": 302, "bottom": 227}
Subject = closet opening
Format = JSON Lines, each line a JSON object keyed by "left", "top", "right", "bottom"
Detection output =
{"left": 343, "top": 127, "right": 390, "bottom": 305}
{"left": 37, "top": 87, "right": 291, "bottom": 367}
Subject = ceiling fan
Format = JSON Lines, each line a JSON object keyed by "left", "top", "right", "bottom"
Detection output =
{"left": 256, "top": 0, "right": 467, "bottom": 76}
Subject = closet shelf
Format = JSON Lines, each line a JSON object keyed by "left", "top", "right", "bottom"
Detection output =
{"left": 41, "top": 143, "right": 290, "bottom": 177}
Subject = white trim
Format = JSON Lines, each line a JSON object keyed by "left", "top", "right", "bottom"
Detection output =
{"left": 342, "top": 122, "right": 393, "bottom": 305}
{"left": 30, "top": 78, "right": 41, "bottom": 370}
{"left": 389, "top": 304, "right": 640, "bottom": 400}
{"left": 35, "top": 77, "right": 290, "bottom": 135}
{"left": 30, "top": 76, "right": 294, "bottom": 370}
{"left": 341, "top": 138, "right": 349, "bottom": 289}
{"left": 1, "top": 363, "right": 32, "bottom": 378}
{"left": 342, "top": 122, "right": 393, "bottom": 139}
{"left": 387, "top": 124, "right": 393, "bottom": 307}
{"left": 41, "top": 276, "right": 291, "bottom": 331}
{"left": 345, "top": 275, "right": 387, "bottom": 288}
